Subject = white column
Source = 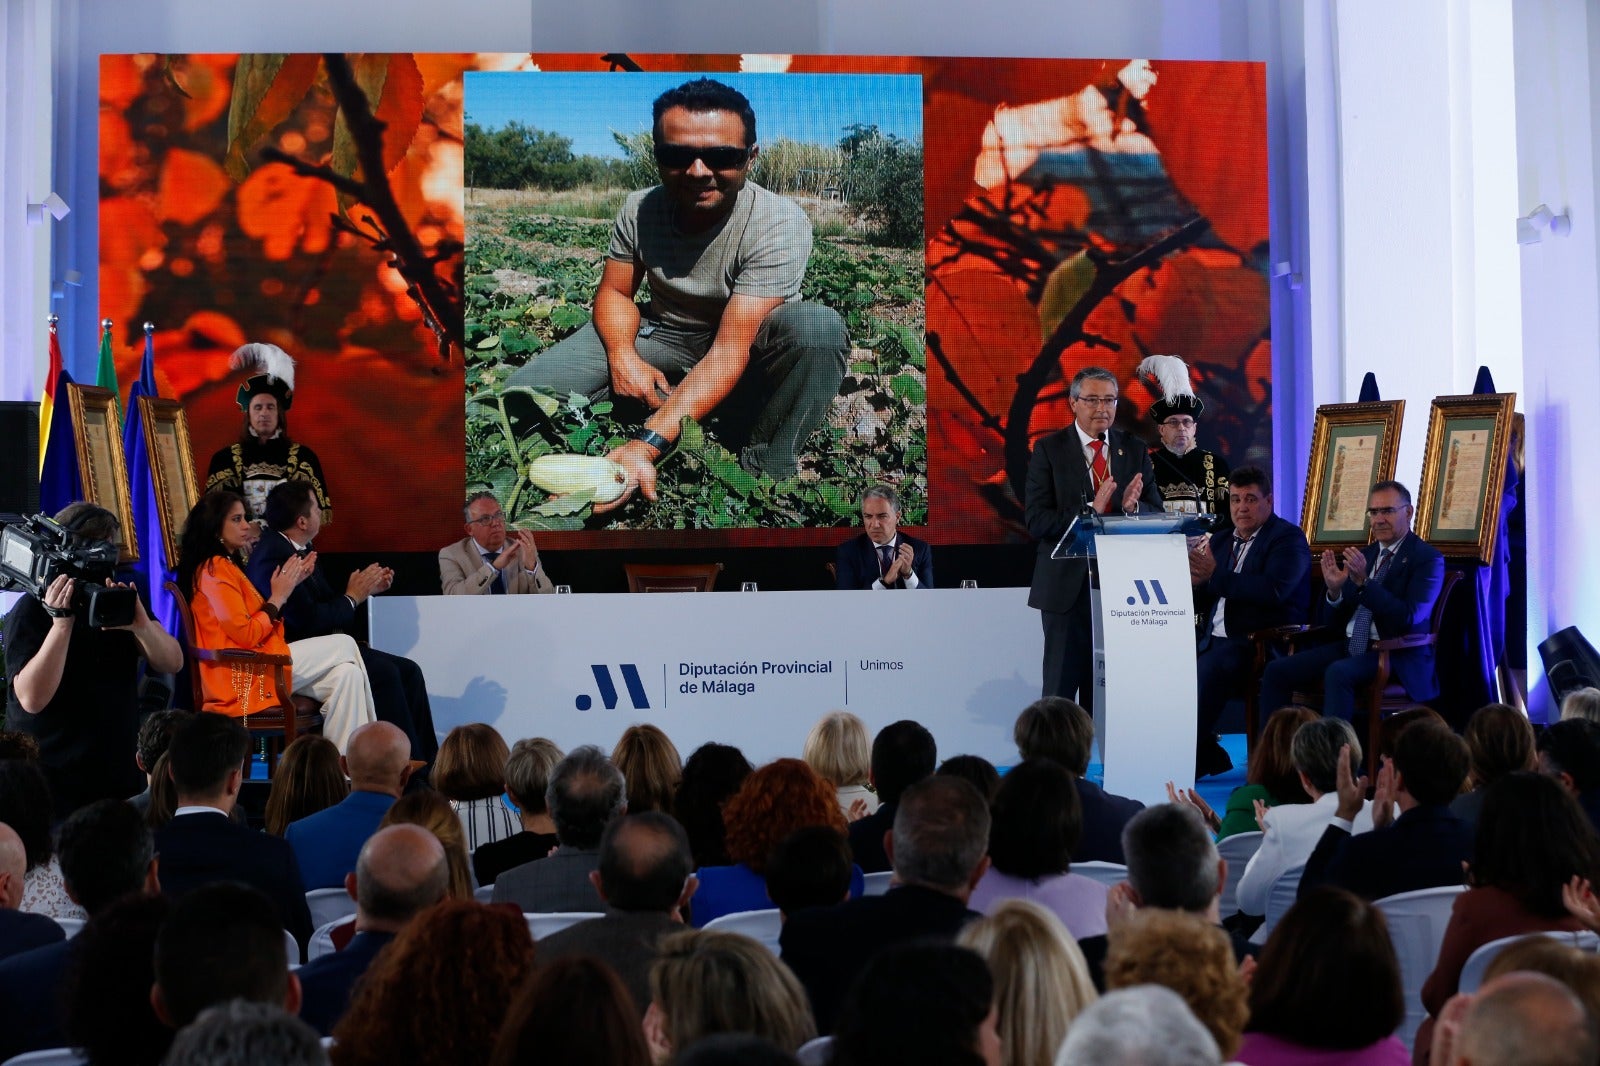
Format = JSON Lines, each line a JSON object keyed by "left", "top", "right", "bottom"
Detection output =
{"left": 0, "top": 0, "right": 55, "bottom": 404}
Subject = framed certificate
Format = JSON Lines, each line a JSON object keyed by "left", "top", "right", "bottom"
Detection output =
{"left": 67, "top": 383, "right": 139, "bottom": 565}
{"left": 138, "top": 396, "right": 200, "bottom": 570}
{"left": 1301, "top": 400, "right": 1405, "bottom": 554}
{"left": 1415, "top": 392, "right": 1516, "bottom": 563}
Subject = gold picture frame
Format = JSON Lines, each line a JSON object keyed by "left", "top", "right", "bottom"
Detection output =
{"left": 138, "top": 396, "right": 200, "bottom": 570}
{"left": 1301, "top": 399, "right": 1406, "bottom": 554}
{"left": 1415, "top": 392, "right": 1516, "bottom": 563}
{"left": 67, "top": 383, "right": 138, "bottom": 565}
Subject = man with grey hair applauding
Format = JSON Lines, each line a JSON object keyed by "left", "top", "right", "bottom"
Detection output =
{"left": 493, "top": 745, "right": 627, "bottom": 912}
{"left": 835, "top": 484, "right": 933, "bottom": 589}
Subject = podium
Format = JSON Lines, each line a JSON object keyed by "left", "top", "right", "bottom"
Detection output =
{"left": 1054, "top": 511, "right": 1210, "bottom": 804}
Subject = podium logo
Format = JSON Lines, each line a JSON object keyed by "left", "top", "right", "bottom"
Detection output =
{"left": 576, "top": 664, "right": 651, "bottom": 712}
{"left": 1126, "top": 580, "right": 1170, "bottom": 606}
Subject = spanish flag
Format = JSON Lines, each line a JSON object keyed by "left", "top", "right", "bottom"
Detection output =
{"left": 37, "top": 323, "right": 63, "bottom": 476}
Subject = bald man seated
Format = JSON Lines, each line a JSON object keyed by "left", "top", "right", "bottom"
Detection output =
{"left": 285, "top": 723, "right": 417, "bottom": 889}
{"left": 0, "top": 822, "right": 63, "bottom": 962}
{"left": 294, "top": 824, "right": 448, "bottom": 1035}
{"left": 1443, "top": 971, "right": 1599, "bottom": 1066}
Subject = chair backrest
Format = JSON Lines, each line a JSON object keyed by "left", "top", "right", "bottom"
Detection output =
{"left": 51, "top": 917, "right": 85, "bottom": 938}
{"left": 623, "top": 563, "right": 723, "bottom": 593}
{"left": 703, "top": 908, "right": 784, "bottom": 955}
{"left": 306, "top": 918, "right": 345, "bottom": 962}
{"left": 1255, "top": 861, "right": 1307, "bottom": 946}
{"left": 861, "top": 871, "right": 894, "bottom": 897}
{"left": 164, "top": 579, "right": 207, "bottom": 710}
{"left": 473, "top": 883, "right": 496, "bottom": 903}
{"left": 1373, "top": 884, "right": 1469, "bottom": 1049}
{"left": 1, "top": 1048, "right": 90, "bottom": 1066}
{"left": 1215, "top": 832, "right": 1264, "bottom": 917}
{"left": 796, "top": 1035, "right": 834, "bottom": 1066}
{"left": 1071, "top": 861, "right": 1129, "bottom": 889}
{"left": 284, "top": 927, "right": 302, "bottom": 969}
{"left": 1431, "top": 570, "right": 1464, "bottom": 635}
{"left": 1458, "top": 929, "right": 1600, "bottom": 995}
{"left": 525, "top": 912, "right": 604, "bottom": 939}
{"left": 306, "top": 887, "right": 358, "bottom": 929}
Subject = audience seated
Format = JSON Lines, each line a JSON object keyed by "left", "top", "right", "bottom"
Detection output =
{"left": 1055, "top": 985, "right": 1221, "bottom": 1066}
{"left": 1560, "top": 686, "right": 1600, "bottom": 725}
{"left": 612, "top": 723, "right": 683, "bottom": 815}
{"left": 694, "top": 758, "right": 858, "bottom": 927}
{"left": 493, "top": 744, "right": 624, "bottom": 912}
{"left": 644, "top": 928, "right": 817, "bottom": 1061}
{"left": 129, "top": 709, "right": 190, "bottom": 817}
{"left": 490, "top": 956, "right": 651, "bottom": 1066}
{"left": 62, "top": 893, "right": 173, "bottom": 1066}
{"left": 1439, "top": 972, "right": 1599, "bottom": 1066}
{"left": 781, "top": 775, "right": 989, "bottom": 1033}
{"left": 1535, "top": 718, "right": 1600, "bottom": 830}
{"left": 1481, "top": 936, "right": 1600, "bottom": 1032}
{"left": 473, "top": 736, "right": 564, "bottom": 886}
{"left": 435, "top": 723, "right": 520, "bottom": 850}
{"left": 264, "top": 734, "right": 348, "bottom": 837}
{"left": 674, "top": 742, "right": 753, "bottom": 869}
{"left": 938, "top": 754, "right": 1001, "bottom": 803}
{"left": 1375, "top": 706, "right": 1447, "bottom": 767}
{"left": 294, "top": 824, "right": 449, "bottom": 1035}
{"left": 765, "top": 825, "right": 853, "bottom": 918}
{"left": 152, "top": 882, "right": 302, "bottom": 1031}
{"left": 958, "top": 899, "right": 1099, "bottom": 1066}
{"left": 1104, "top": 909, "right": 1249, "bottom": 1060}
{"left": 164, "top": 999, "right": 328, "bottom": 1066}
{"left": 1236, "top": 886, "right": 1408, "bottom": 1066}
{"left": 0, "top": 820, "right": 61, "bottom": 961}
{"left": 379, "top": 790, "right": 474, "bottom": 900}
{"left": 831, "top": 943, "right": 1000, "bottom": 1066}
{"left": 330, "top": 899, "right": 534, "bottom": 1066}
{"left": 535, "top": 811, "right": 696, "bottom": 1015}
{"left": 847, "top": 719, "right": 937, "bottom": 873}
{"left": 1216, "top": 706, "right": 1317, "bottom": 840}
{"left": 286, "top": 722, "right": 414, "bottom": 889}
{"left": 0, "top": 758, "right": 85, "bottom": 920}
{"left": 1014, "top": 698, "right": 1143, "bottom": 864}
{"left": 804, "top": 711, "right": 880, "bottom": 818}
{"left": 1452, "top": 703, "right": 1536, "bottom": 827}
{"left": 1299, "top": 719, "right": 1473, "bottom": 901}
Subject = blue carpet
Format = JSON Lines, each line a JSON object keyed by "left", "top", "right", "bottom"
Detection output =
{"left": 1194, "top": 733, "right": 1249, "bottom": 811}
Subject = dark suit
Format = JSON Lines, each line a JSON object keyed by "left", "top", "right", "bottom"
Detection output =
{"left": 246, "top": 531, "right": 438, "bottom": 761}
{"left": 285, "top": 790, "right": 396, "bottom": 890}
{"left": 0, "top": 909, "right": 63, "bottom": 963}
{"left": 296, "top": 929, "right": 395, "bottom": 1035}
{"left": 1073, "top": 778, "right": 1144, "bottom": 865}
{"left": 1026, "top": 424, "right": 1164, "bottom": 702}
{"left": 834, "top": 533, "right": 934, "bottom": 590}
{"left": 1192, "top": 514, "right": 1312, "bottom": 738}
{"left": 780, "top": 884, "right": 978, "bottom": 1034}
{"left": 846, "top": 802, "right": 895, "bottom": 874}
{"left": 1298, "top": 804, "right": 1473, "bottom": 902}
{"left": 154, "top": 810, "right": 314, "bottom": 952}
{"left": 0, "top": 938, "right": 73, "bottom": 1060}
{"left": 1258, "top": 533, "right": 1445, "bottom": 721}
{"left": 490, "top": 845, "right": 604, "bottom": 913}
{"left": 536, "top": 909, "right": 681, "bottom": 1016}
{"left": 473, "top": 830, "right": 559, "bottom": 887}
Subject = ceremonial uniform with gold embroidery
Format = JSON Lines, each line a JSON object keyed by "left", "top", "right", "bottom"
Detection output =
{"left": 1149, "top": 444, "right": 1230, "bottom": 525}
{"left": 205, "top": 435, "right": 332, "bottom": 526}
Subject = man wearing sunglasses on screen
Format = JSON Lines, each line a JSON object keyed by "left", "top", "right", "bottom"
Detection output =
{"left": 504, "top": 77, "right": 849, "bottom": 513}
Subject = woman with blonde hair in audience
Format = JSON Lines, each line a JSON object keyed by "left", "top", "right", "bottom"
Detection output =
{"left": 331, "top": 899, "right": 534, "bottom": 1066}
{"left": 433, "top": 722, "right": 518, "bottom": 850}
{"left": 1103, "top": 909, "right": 1249, "bottom": 1060}
{"left": 958, "top": 899, "right": 1097, "bottom": 1066}
{"left": 803, "top": 710, "right": 878, "bottom": 818}
{"left": 262, "top": 734, "right": 346, "bottom": 836}
{"left": 692, "top": 758, "right": 861, "bottom": 927}
{"left": 643, "top": 928, "right": 816, "bottom": 1062}
{"left": 381, "top": 790, "right": 475, "bottom": 900}
{"left": 1562, "top": 686, "right": 1600, "bottom": 724}
{"left": 612, "top": 723, "right": 682, "bottom": 815}
{"left": 1450, "top": 702, "right": 1535, "bottom": 825}
{"left": 472, "top": 736, "right": 563, "bottom": 886}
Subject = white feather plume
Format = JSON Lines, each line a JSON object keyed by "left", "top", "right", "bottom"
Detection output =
{"left": 1137, "top": 354, "right": 1195, "bottom": 403}
{"left": 229, "top": 342, "right": 296, "bottom": 390}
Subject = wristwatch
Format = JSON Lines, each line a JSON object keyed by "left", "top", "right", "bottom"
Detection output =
{"left": 632, "top": 428, "right": 671, "bottom": 455}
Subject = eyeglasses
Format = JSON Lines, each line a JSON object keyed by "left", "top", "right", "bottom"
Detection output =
{"left": 468, "top": 512, "right": 506, "bottom": 526}
{"left": 1365, "top": 506, "right": 1407, "bottom": 517}
{"left": 1074, "top": 396, "right": 1118, "bottom": 407}
{"left": 653, "top": 143, "right": 751, "bottom": 170}
{"left": 1162, "top": 417, "right": 1197, "bottom": 429}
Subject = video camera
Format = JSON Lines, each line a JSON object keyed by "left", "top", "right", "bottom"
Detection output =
{"left": 0, "top": 513, "right": 137, "bottom": 628}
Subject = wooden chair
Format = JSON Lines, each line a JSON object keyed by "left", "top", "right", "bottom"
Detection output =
{"left": 623, "top": 563, "right": 723, "bottom": 593}
{"left": 165, "top": 580, "right": 322, "bottom": 777}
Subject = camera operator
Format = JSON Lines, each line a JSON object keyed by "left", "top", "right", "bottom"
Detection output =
{"left": 3, "top": 503, "right": 183, "bottom": 819}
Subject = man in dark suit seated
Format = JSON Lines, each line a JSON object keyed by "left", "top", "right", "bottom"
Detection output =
{"left": 151, "top": 882, "right": 302, "bottom": 1032}
{"left": 294, "top": 824, "right": 448, "bottom": 1035}
{"left": 493, "top": 745, "right": 625, "bottom": 913}
{"left": 536, "top": 812, "right": 696, "bottom": 1015}
{"left": 1537, "top": 718, "right": 1600, "bottom": 831}
{"left": 1188, "top": 465, "right": 1312, "bottom": 777}
{"left": 153, "top": 714, "right": 313, "bottom": 951}
{"left": 1258, "top": 481, "right": 1446, "bottom": 722}
{"left": 0, "top": 822, "right": 62, "bottom": 963}
{"left": 834, "top": 484, "right": 933, "bottom": 590}
{"left": 1299, "top": 718, "right": 1473, "bottom": 901}
{"left": 781, "top": 775, "right": 989, "bottom": 1034}
{"left": 286, "top": 721, "right": 415, "bottom": 890}
{"left": 245, "top": 480, "right": 437, "bottom": 763}
{"left": 847, "top": 719, "right": 936, "bottom": 874}
{"left": 1014, "top": 697, "right": 1143, "bottom": 864}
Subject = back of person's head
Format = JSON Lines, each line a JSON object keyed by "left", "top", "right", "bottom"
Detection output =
{"left": 1290, "top": 717, "right": 1361, "bottom": 795}
{"left": 1249, "top": 708, "right": 1318, "bottom": 802}
{"left": 154, "top": 882, "right": 292, "bottom": 1028}
{"left": 1454, "top": 971, "right": 1599, "bottom": 1066}
{"left": 891, "top": 775, "right": 990, "bottom": 891}
{"left": 379, "top": 790, "right": 474, "bottom": 900}
{"left": 722, "top": 758, "right": 845, "bottom": 874}
{"left": 145, "top": 751, "right": 179, "bottom": 830}
{"left": 0, "top": 730, "right": 41, "bottom": 762}
{"left": 674, "top": 743, "right": 753, "bottom": 868}
{"left": 1122, "top": 804, "right": 1221, "bottom": 912}
{"left": 1377, "top": 706, "right": 1445, "bottom": 764}
{"left": 64, "top": 893, "right": 173, "bottom": 1066}
{"left": 163, "top": 999, "right": 327, "bottom": 1066}
{"left": 670, "top": 1034, "right": 800, "bottom": 1066}
{"left": 612, "top": 723, "right": 682, "bottom": 815}
{"left": 803, "top": 711, "right": 872, "bottom": 789}
{"left": 832, "top": 943, "right": 995, "bottom": 1066}
{"left": 1562, "top": 687, "right": 1600, "bottom": 725}
{"left": 0, "top": 822, "right": 25, "bottom": 903}
{"left": 1472, "top": 772, "right": 1600, "bottom": 917}
{"left": 262, "top": 479, "right": 318, "bottom": 534}
{"left": 547, "top": 744, "right": 627, "bottom": 848}
{"left": 596, "top": 811, "right": 693, "bottom": 912}
{"left": 343, "top": 721, "right": 412, "bottom": 792}
{"left": 1246, "top": 887, "right": 1404, "bottom": 1050}
{"left": 648, "top": 929, "right": 816, "bottom": 1058}
{"left": 434, "top": 722, "right": 511, "bottom": 801}
{"left": 869, "top": 720, "right": 937, "bottom": 805}
{"left": 1393, "top": 718, "right": 1470, "bottom": 805}
{"left": 1465, "top": 703, "right": 1537, "bottom": 790}
{"left": 1538, "top": 718, "right": 1600, "bottom": 793}
{"left": 987, "top": 757, "right": 1081, "bottom": 880}
{"left": 505, "top": 736, "right": 564, "bottom": 813}
{"left": 1054, "top": 985, "right": 1221, "bottom": 1066}
{"left": 263, "top": 733, "right": 347, "bottom": 835}
{"left": 57, "top": 798, "right": 154, "bottom": 914}
{"left": 1014, "top": 697, "right": 1093, "bottom": 774}
{"left": 491, "top": 956, "right": 651, "bottom": 1066}
{"left": 355, "top": 823, "right": 450, "bottom": 924}
{"left": 1484, "top": 936, "right": 1600, "bottom": 1028}
{"left": 937, "top": 755, "right": 1001, "bottom": 803}
{"left": 957, "top": 899, "right": 1098, "bottom": 1066}
{"left": 0, "top": 758, "right": 53, "bottom": 869}
{"left": 136, "top": 709, "right": 192, "bottom": 774}
{"left": 764, "top": 825, "right": 852, "bottom": 917}
{"left": 1103, "top": 909, "right": 1248, "bottom": 1059}
{"left": 167, "top": 712, "right": 251, "bottom": 799}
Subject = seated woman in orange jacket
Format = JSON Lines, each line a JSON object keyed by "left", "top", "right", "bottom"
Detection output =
{"left": 176, "top": 490, "right": 376, "bottom": 751}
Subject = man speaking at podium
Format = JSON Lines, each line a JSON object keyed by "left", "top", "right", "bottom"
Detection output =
{"left": 1025, "top": 366, "right": 1164, "bottom": 703}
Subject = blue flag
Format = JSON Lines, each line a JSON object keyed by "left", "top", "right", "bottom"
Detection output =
{"left": 37, "top": 368, "right": 81, "bottom": 518}
{"left": 122, "top": 329, "right": 180, "bottom": 637}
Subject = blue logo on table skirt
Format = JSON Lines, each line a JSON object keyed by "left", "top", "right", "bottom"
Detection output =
{"left": 1126, "top": 579, "right": 1170, "bottom": 606}
{"left": 577, "top": 664, "right": 651, "bottom": 711}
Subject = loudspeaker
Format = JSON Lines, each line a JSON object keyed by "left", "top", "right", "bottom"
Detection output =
{"left": 0, "top": 401, "right": 40, "bottom": 519}
{"left": 1538, "top": 626, "right": 1600, "bottom": 705}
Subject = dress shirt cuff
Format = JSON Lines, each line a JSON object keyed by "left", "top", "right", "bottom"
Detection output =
{"left": 1329, "top": 816, "right": 1355, "bottom": 833}
{"left": 903, "top": 571, "right": 920, "bottom": 590}
{"left": 871, "top": 578, "right": 886, "bottom": 590}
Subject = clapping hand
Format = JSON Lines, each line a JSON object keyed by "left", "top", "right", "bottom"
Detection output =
{"left": 270, "top": 551, "right": 316, "bottom": 602}
{"left": 1332, "top": 743, "right": 1369, "bottom": 822}
{"left": 1166, "top": 781, "right": 1221, "bottom": 833}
